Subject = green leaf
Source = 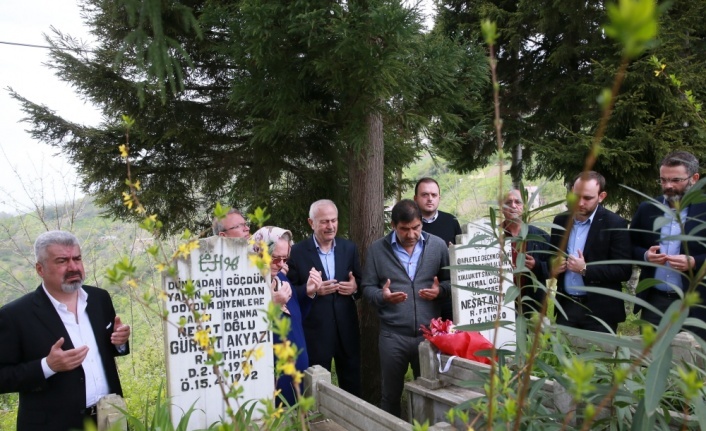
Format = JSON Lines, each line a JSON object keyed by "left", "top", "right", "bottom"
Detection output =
{"left": 631, "top": 399, "right": 656, "bottom": 431}
{"left": 644, "top": 344, "right": 672, "bottom": 415}
{"left": 456, "top": 320, "right": 513, "bottom": 332}
{"left": 692, "top": 394, "right": 706, "bottom": 428}
{"left": 652, "top": 300, "right": 687, "bottom": 358}
{"left": 557, "top": 325, "right": 642, "bottom": 350}
{"left": 213, "top": 202, "right": 230, "bottom": 219}
{"left": 603, "top": 0, "right": 660, "bottom": 58}
{"left": 480, "top": 20, "right": 498, "bottom": 45}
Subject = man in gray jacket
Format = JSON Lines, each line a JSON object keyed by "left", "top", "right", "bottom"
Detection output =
{"left": 362, "top": 199, "right": 451, "bottom": 417}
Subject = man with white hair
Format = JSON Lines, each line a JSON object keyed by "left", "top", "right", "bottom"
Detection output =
{"left": 286, "top": 199, "right": 362, "bottom": 397}
{"left": 0, "top": 231, "right": 130, "bottom": 431}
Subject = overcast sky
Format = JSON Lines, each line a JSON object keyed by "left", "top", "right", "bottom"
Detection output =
{"left": 0, "top": 0, "right": 435, "bottom": 215}
{"left": 0, "top": 0, "right": 99, "bottom": 214}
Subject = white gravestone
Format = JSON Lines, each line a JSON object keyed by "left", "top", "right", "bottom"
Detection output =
{"left": 450, "top": 219, "right": 516, "bottom": 350}
{"left": 163, "top": 236, "right": 274, "bottom": 429}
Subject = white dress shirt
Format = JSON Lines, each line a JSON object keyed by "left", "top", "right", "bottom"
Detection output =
{"left": 40, "top": 285, "right": 110, "bottom": 407}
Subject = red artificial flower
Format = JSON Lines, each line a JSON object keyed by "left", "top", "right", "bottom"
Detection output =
{"left": 420, "top": 317, "right": 493, "bottom": 365}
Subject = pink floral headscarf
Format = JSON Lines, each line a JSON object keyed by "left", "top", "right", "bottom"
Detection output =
{"left": 250, "top": 226, "right": 293, "bottom": 255}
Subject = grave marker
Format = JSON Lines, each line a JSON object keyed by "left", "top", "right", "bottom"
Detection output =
{"left": 450, "top": 219, "right": 516, "bottom": 350}
{"left": 163, "top": 236, "right": 274, "bottom": 429}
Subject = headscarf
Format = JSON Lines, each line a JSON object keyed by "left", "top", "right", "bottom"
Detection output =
{"left": 250, "top": 226, "right": 293, "bottom": 255}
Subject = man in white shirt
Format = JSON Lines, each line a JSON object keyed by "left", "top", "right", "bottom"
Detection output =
{"left": 0, "top": 231, "right": 130, "bottom": 431}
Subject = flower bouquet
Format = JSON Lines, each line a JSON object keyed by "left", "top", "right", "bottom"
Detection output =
{"left": 420, "top": 318, "right": 493, "bottom": 365}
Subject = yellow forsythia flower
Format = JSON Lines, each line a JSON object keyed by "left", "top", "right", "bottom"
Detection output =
{"left": 194, "top": 328, "right": 211, "bottom": 349}
{"left": 119, "top": 144, "right": 128, "bottom": 158}
{"left": 122, "top": 192, "right": 133, "bottom": 209}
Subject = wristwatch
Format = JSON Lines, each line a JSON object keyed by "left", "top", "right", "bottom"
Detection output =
{"left": 579, "top": 265, "right": 587, "bottom": 277}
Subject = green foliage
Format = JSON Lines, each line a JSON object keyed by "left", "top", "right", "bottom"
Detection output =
{"left": 122, "top": 385, "right": 208, "bottom": 431}
{"left": 9, "top": 0, "right": 488, "bottom": 242}
{"left": 604, "top": 0, "right": 660, "bottom": 59}
{"left": 434, "top": 0, "right": 706, "bottom": 217}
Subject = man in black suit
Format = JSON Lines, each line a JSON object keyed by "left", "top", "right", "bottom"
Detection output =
{"left": 0, "top": 231, "right": 130, "bottom": 431}
{"left": 287, "top": 199, "right": 362, "bottom": 397}
{"left": 630, "top": 151, "right": 706, "bottom": 339}
{"left": 551, "top": 171, "right": 632, "bottom": 332}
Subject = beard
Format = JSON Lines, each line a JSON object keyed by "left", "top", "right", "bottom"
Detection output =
{"left": 61, "top": 272, "right": 84, "bottom": 293}
{"left": 664, "top": 181, "right": 693, "bottom": 204}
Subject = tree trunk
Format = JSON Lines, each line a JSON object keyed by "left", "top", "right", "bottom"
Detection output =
{"left": 511, "top": 142, "right": 523, "bottom": 189}
{"left": 350, "top": 111, "right": 384, "bottom": 406}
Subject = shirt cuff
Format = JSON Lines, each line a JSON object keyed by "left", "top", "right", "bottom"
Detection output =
{"left": 41, "top": 357, "right": 57, "bottom": 379}
{"left": 116, "top": 344, "right": 127, "bottom": 354}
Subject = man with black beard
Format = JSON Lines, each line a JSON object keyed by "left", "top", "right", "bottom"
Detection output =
{"left": 630, "top": 151, "right": 706, "bottom": 339}
{"left": 0, "top": 231, "right": 130, "bottom": 431}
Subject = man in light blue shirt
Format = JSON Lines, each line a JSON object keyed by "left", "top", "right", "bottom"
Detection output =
{"left": 551, "top": 171, "right": 632, "bottom": 332}
{"left": 630, "top": 151, "right": 706, "bottom": 339}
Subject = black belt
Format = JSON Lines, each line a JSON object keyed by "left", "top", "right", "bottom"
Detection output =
{"left": 82, "top": 404, "right": 97, "bottom": 418}
{"left": 652, "top": 289, "right": 680, "bottom": 298}
{"left": 567, "top": 294, "right": 588, "bottom": 303}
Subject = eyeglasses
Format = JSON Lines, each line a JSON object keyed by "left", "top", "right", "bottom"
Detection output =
{"left": 657, "top": 177, "right": 690, "bottom": 185}
{"left": 504, "top": 199, "right": 523, "bottom": 206}
{"left": 271, "top": 255, "right": 289, "bottom": 264}
{"left": 223, "top": 222, "right": 249, "bottom": 232}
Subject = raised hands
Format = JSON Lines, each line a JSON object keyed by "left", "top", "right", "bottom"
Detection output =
{"left": 382, "top": 279, "right": 407, "bottom": 304}
{"left": 46, "top": 337, "right": 88, "bottom": 372}
{"left": 418, "top": 276, "right": 440, "bottom": 301}
{"left": 337, "top": 271, "right": 357, "bottom": 296}
{"left": 111, "top": 316, "right": 131, "bottom": 346}
{"left": 271, "top": 278, "right": 293, "bottom": 305}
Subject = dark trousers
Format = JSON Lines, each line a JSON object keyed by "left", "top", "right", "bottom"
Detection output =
{"left": 379, "top": 330, "right": 423, "bottom": 418}
{"left": 640, "top": 289, "right": 706, "bottom": 340}
{"left": 440, "top": 296, "right": 453, "bottom": 322}
{"left": 640, "top": 289, "right": 679, "bottom": 327}
{"left": 309, "top": 331, "right": 361, "bottom": 397}
{"left": 557, "top": 295, "right": 616, "bottom": 333}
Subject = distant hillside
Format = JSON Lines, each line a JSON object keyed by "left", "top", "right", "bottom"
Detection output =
{"left": 400, "top": 155, "right": 568, "bottom": 225}
{"left": 0, "top": 159, "right": 569, "bottom": 305}
{"left": 0, "top": 197, "right": 155, "bottom": 305}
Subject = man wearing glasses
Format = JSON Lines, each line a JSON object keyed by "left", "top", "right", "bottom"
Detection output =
{"left": 212, "top": 207, "right": 250, "bottom": 238}
{"left": 500, "top": 189, "right": 550, "bottom": 316}
{"left": 630, "top": 151, "right": 706, "bottom": 339}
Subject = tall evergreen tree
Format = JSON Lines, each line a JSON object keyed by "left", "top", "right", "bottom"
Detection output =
{"left": 10, "top": 0, "right": 487, "bottom": 404}
{"left": 435, "top": 0, "right": 706, "bottom": 214}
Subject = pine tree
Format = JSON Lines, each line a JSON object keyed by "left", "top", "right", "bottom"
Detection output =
{"left": 10, "top": 0, "right": 487, "bottom": 404}
{"left": 435, "top": 0, "right": 706, "bottom": 214}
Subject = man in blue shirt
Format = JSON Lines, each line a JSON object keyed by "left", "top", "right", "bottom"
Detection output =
{"left": 550, "top": 171, "right": 632, "bottom": 332}
{"left": 630, "top": 151, "right": 706, "bottom": 339}
{"left": 362, "top": 199, "right": 451, "bottom": 417}
{"left": 286, "top": 200, "right": 362, "bottom": 397}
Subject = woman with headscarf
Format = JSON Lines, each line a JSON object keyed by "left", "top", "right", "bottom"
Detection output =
{"left": 251, "top": 226, "right": 315, "bottom": 406}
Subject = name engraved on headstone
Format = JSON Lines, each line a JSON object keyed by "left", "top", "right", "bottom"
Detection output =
{"left": 163, "top": 236, "right": 273, "bottom": 429}
{"left": 451, "top": 220, "right": 516, "bottom": 350}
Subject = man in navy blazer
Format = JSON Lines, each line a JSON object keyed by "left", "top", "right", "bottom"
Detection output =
{"left": 0, "top": 231, "right": 130, "bottom": 431}
{"left": 550, "top": 172, "right": 632, "bottom": 332}
{"left": 630, "top": 151, "right": 706, "bottom": 339}
{"left": 287, "top": 200, "right": 362, "bottom": 397}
